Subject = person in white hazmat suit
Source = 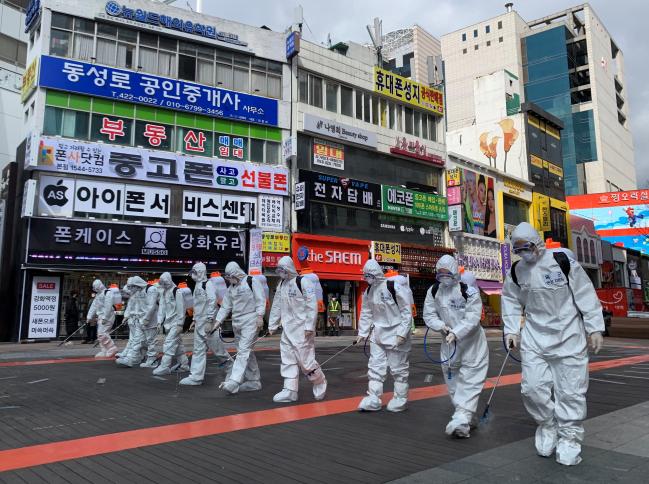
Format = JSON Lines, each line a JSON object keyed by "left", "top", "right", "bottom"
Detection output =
{"left": 87, "top": 279, "right": 119, "bottom": 358}
{"left": 502, "top": 222, "right": 605, "bottom": 466}
{"left": 116, "top": 277, "right": 155, "bottom": 367}
{"left": 356, "top": 259, "right": 412, "bottom": 412}
{"left": 210, "top": 261, "right": 265, "bottom": 394}
{"left": 138, "top": 279, "right": 162, "bottom": 368}
{"left": 153, "top": 272, "right": 190, "bottom": 376}
{"left": 115, "top": 282, "right": 134, "bottom": 360}
{"left": 423, "top": 255, "right": 488, "bottom": 438}
{"left": 268, "top": 256, "right": 327, "bottom": 403}
{"left": 180, "top": 263, "right": 232, "bottom": 385}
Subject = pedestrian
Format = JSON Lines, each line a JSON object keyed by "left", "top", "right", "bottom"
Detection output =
{"left": 65, "top": 292, "right": 80, "bottom": 338}
{"left": 327, "top": 295, "right": 341, "bottom": 336}
{"left": 268, "top": 256, "right": 327, "bottom": 403}
{"left": 356, "top": 259, "right": 412, "bottom": 412}
{"left": 502, "top": 222, "right": 605, "bottom": 466}
{"left": 87, "top": 280, "right": 120, "bottom": 358}
{"left": 83, "top": 293, "right": 97, "bottom": 344}
{"left": 423, "top": 257, "right": 488, "bottom": 438}
{"left": 180, "top": 263, "right": 232, "bottom": 386}
{"left": 210, "top": 261, "right": 266, "bottom": 394}
{"left": 138, "top": 278, "right": 162, "bottom": 368}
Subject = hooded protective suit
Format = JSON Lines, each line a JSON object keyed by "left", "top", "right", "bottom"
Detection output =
{"left": 180, "top": 263, "right": 232, "bottom": 385}
{"left": 502, "top": 222, "right": 605, "bottom": 466}
{"left": 269, "top": 256, "right": 327, "bottom": 403}
{"left": 214, "top": 261, "right": 266, "bottom": 393}
{"left": 153, "top": 272, "right": 189, "bottom": 376}
{"left": 423, "top": 255, "right": 487, "bottom": 437}
{"left": 116, "top": 277, "right": 154, "bottom": 367}
{"left": 87, "top": 279, "right": 118, "bottom": 358}
{"left": 357, "top": 259, "right": 412, "bottom": 412}
{"left": 115, "top": 281, "right": 137, "bottom": 363}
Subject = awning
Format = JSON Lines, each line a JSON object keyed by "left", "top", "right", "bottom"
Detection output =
{"left": 477, "top": 280, "right": 503, "bottom": 295}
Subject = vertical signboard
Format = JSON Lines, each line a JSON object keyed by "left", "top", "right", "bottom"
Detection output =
{"left": 248, "top": 228, "right": 263, "bottom": 274}
{"left": 28, "top": 276, "right": 60, "bottom": 339}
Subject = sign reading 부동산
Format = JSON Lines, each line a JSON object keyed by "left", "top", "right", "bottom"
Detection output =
{"left": 38, "top": 55, "right": 278, "bottom": 126}
{"left": 381, "top": 185, "right": 448, "bottom": 222}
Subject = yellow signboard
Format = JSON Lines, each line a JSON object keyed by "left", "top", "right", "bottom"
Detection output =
{"left": 446, "top": 168, "right": 462, "bottom": 187}
{"left": 372, "top": 241, "right": 402, "bottom": 264}
{"left": 530, "top": 154, "right": 543, "bottom": 168}
{"left": 262, "top": 232, "right": 290, "bottom": 253}
{"left": 548, "top": 163, "right": 563, "bottom": 178}
{"left": 504, "top": 179, "right": 526, "bottom": 197}
{"left": 374, "top": 67, "right": 444, "bottom": 116}
{"left": 533, "top": 194, "right": 552, "bottom": 232}
{"left": 21, "top": 58, "right": 38, "bottom": 103}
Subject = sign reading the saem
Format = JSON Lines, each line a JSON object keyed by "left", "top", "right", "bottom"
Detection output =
{"left": 292, "top": 234, "right": 370, "bottom": 280}
{"left": 27, "top": 218, "right": 245, "bottom": 269}
{"left": 38, "top": 56, "right": 278, "bottom": 126}
{"left": 103, "top": 1, "right": 247, "bottom": 46}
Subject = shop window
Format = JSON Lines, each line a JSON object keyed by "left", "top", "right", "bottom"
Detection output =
{"left": 265, "top": 141, "right": 280, "bottom": 165}
{"left": 404, "top": 107, "right": 414, "bottom": 134}
{"left": 249, "top": 138, "right": 265, "bottom": 163}
{"left": 326, "top": 80, "right": 339, "bottom": 113}
{"left": 503, "top": 195, "right": 528, "bottom": 226}
{"left": 341, "top": 85, "right": 353, "bottom": 116}
{"left": 90, "top": 114, "right": 133, "bottom": 145}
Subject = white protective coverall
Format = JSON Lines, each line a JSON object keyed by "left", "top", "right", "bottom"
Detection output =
{"left": 116, "top": 277, "right": 154, "bottom": 367}
{"left": 115, "top": 283, "right": 134, "bottom": 360}
{"left": 153, "top": 272, "right": 190, "bottom": 376}
{"left": 269, "top": 256, "right": 327, "bottom": 403}
{"left": 214, "top": 262, "right": 266, "bottom": 394}
{"left": 502, "top": 222, "right": 605, "bottom": 466}
{"left": 87, "top": 279, "right": 118, "bottom": 358}
{"left": 423, "top": 255, "right": 488, "bottom": 437}
{"left": 180, "top": 263, "right": 232, "bottom": 385}
{"left": 138, "top": 281, "right": 161, "bottom": 368}
{"left": 358, "top": 259, "right": 412, "bottom": 412}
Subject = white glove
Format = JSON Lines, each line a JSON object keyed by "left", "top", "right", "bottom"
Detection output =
{"left": 256, "top": 315, "right": 264, "bottom": 330}
{"left": 188, "top": 320, "right": 196, "bottom": 332}
{"left": 355, "top": 335, "right": 366, "bottom": 345}
{"left": 445, "top": 332, "right": 456, "bottom": 345}
{"left": 396, "top": 335, "right": 406, "bottom": 346}
{"left": 442, "top": 325, "right": 452, "bottom": 336}
{"left": 505, "top": 333, "right": 519, "bottom": 349}
{"left": 589, "top": 332, "right": 603, "bottom": 354}
{"left": 208, "top": 321, "right": 221, "bottom": 335}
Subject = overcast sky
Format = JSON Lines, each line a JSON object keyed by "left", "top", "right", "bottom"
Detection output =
{"left": 190, "top": 0, "right": 648, "bottom": 189}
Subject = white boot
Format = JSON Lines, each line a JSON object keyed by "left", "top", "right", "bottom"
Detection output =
{"left": 445, "top": 409, "right": 473, "bottom": 437}
{"left": 115, "top": 357, "right": 133, "bottom": 368}
{"left": 177, "top": 355, "right": 190, "bottom": 372}
{"left": 94, "top": 350, "right": 107, "bottom": 358}
{"left": 219, "top": 380, "right": 240, "bottom": 394}
{"left": 239, "top": 380, "right": 262, "bottom": 392}
{"left": 307, "top": 368, "right": 327, "bottom": 401}
{"left": 386, "top": 381, "right": 408, "bottom": 412}
{"left": 556, "top": 438, "right": 582, "bottom": 466}
{"left": 105, "top": 345, "right": 118, "bottom": 358}
{"left": 358, "top": 380, "right": 383, "bottom": 412}
{"left": 140, "top": 357, "right": 158, "bottom": 368}
{"left": 273, "top": 388, "right": 298, "bottom": 402}
{"left": 179, "top": 376, "right": 202, "bottom": 386}
{"left": 535, "top": 421, "right": 559, "bottom": 457}
{"left": 153, "top": 355, "right": 172, "bottom": 375}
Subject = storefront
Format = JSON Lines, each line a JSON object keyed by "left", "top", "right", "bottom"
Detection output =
{"left": 498, "top": 177, "right": 533, "bottom": 242}
{"left": 292, "top": 233, "right": 370, "bottom": 333}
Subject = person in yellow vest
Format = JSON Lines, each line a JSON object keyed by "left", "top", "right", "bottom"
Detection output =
{"left": 327, "top": 295, "right": 341, "bottom": 336}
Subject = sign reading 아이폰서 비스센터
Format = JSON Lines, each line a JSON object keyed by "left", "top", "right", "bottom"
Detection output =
{"left": 37, "top": 55, "right": 278, "bottom": 126}
{"left": 382, "top": 185, "right": 448, "bottom": 222}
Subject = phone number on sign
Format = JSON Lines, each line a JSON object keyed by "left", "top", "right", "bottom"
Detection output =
{"left": 113, "top": 93, "right": 224, "bottom": 116}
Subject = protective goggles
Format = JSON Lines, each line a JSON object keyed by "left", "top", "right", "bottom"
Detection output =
{"left": 275, "top": 267, "right": 288, "bottom": 277}
{"left": 512, "top": 242, "right": 535, "bottom": 255}
{"left": 435, "top": 273, "right": 454, "bottom": 282}
{"left": 362, "top": 273, "right": 376, "bottom": 281}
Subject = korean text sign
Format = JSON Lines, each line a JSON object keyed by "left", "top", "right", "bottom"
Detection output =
{"left": 381, "top": 185, "right": 448, "bottom": 222}
{"left": 300, "top": 170, "right": 382, "bottom": 211}
{"left": 28, "top": 276, "right": 60, "bottom": 339}
{"left": 38, "top": 55, "right": 278, "bottom": 126}
{"left": 374, "top": 67, "right": 444, "bottom": 116}
{"left": 27, "top": 218, "right": 245, "bottom": 269}
{"left": 31, "top": 137, "right": 288, "bottom": 196}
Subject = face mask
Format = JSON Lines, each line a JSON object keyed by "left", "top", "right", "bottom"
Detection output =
{"left": 225, "top": 275, "right": 239, "bottom": 285}
{"left": 190, "top": 273, "right": 199, "bottom": 282}
{"left": 436, "top": 273, "right": 455, "bottom": 286}
{"left": 521, "top": 251, "right": 538, "bottom": 264}
{"left": 363, "top": 273, "right": 376, "bottom": 285}
{"left": 276, "top": 268, "right": 289, "bottom": 280}
{"left": 159, "top": 279, "right": 172, "bottom": 289}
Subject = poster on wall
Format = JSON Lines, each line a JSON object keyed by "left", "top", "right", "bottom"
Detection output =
{"left": 313, "top": 139, "right": 345, "bottom": 170}
{"left": 460, "top": 168, "right": 496, "bottom": 238}
{"left": 27, "top": 276, "right": 60, "bottom": 339}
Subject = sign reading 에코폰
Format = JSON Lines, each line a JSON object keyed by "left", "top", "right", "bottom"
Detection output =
{"left": 38, "top": 56, "right": 277, "bottom": 126}
{"left": 381, "top": 185, "right": 448, "bottom": 222}
{"left": 28, "top": 275, "right": 60, "bottom": 339}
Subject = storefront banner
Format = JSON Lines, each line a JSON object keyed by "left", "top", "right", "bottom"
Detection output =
{"left": 390, "top": 136, "right": 444, "bottom": 166}
{"left": 446, "top": 167, "right": 462, "bottom": 187}
{"left": 303, "top": 113, "right": 377, "bottom": 148}
{"left": 567, "top": 189, "right": 649, "bottom": 209}
{"left": 248, "top": 229, "right": 263, "bottom": 274}
{"left": 447, "top": 186, "right": 461, "bottom": 205}
{"left": 374, "top": 67, "right": 444, "bottom": 116}
{"left": 27, "top": 276, "right": 60, "bottom": 339}
{"left": 371, "top": 241, "right": 402, "bottom": 264}
{"left": 400, "top": 245, "right": 453, "bottom": 276}
{"left": 258, "top": 195, "right": 284, "bottom": 231}
{"left": 30, "top": 137, "right": 288, "bottom": 196}
{"left": 448, "top": 205, "right": 462, "bottom": 232}
{"left": 37, "top": 175, "right": 75, "bottom": 217}
{"left": 262, "top": 252, "right": 284, "bottom": 268}
{"left": 38, "top": 55, "right": 278, "bottom": 126}
{"left": 313, "top": 139, "right": 344, "bottom": 170}
{"left": 596, "top": 288, "right": 628, "bottom": 317}
{"left": 27, "top": 218, "right": 245, "bottom": 268}
{"left": 301, "top": 170, "right": 382, "bottom": 211}
{"left": 262, "top": 232, "right": 290, "bottom": 253}
{"left": 381, "top": 185, "right": 448, "bottom": 222}
{"left": 373, "top": 214, "right": 445, "bottom": 246}
{"left": 294, "top": 182, "right": 306, "bottom": 211}
{"left": 182, "top": 190, "right": 256, "bottom": 224}
{"left": 292, "top": 234, "right": 370, "bottom": 279}
{"left": 534, "top": 193, "right": 552, "bottom": 231}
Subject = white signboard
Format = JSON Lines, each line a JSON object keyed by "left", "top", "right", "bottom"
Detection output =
{"left": 295, "top": 182, "right": 306, "bottom": 211}
{"left": 282, "top": 136, "right": 296, "bottom": 160}
{"left": 303, "top": 113, "right": 377, "bottom": 148}
{"left": 38, "top": 176, "right": 75, "bottom": 217}
{"left": 28, "top": 276, "right": 60, "bottom": 339}
{"left": 182, "top": 191, "right": 257, "bottom": 225}
{"left": 448, "top": 205, "right": 463, "bottom": 232}
{"left": 29, "top": 137, "right": 289, "bottom": 196}
{"left": 258, "top": 194, "right": 284, "bottom": 231}
{"left": 22, "top": 179, "right": 37, "bottom": 218}
{"left": 248, "top": 228, "right": 263, "bottom": 274}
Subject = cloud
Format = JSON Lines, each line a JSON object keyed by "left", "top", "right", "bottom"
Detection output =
{"left": 195, "top": 0, "right": 647, "bottom": 189}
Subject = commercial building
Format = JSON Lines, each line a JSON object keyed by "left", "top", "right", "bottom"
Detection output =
{"left": 2, "top": 0, "right": 292, "bottom": 341}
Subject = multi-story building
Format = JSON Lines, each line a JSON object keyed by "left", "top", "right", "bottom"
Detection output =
{"left": 1, "top": 0, "right": 292, "bottom": 341}
{"left": 0, "top": 0, "right": 28, "bottom": 169}
{"left": 442, "top": 3, "right": 635, "bottom": 197}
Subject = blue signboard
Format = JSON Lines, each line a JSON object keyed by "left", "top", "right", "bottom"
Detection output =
{"left": 104, "top": 1, "right": 246, "bottom": 46}
{"left": 24, "top": 0, "right": 41, "bottom": 33}
{"left": 38, "top": 56, "right": 279, "bottom": 127}
{"left": 286, "top": 31, "right": 300, "bottom": 60}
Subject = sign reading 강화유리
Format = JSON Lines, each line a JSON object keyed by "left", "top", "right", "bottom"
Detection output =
{"left": 374, "top": 67, "right": 444, "bottom": 116}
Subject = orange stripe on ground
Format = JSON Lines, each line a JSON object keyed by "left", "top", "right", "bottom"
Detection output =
{"left": 0, "top": 353, "right": 647, "bottom": 472}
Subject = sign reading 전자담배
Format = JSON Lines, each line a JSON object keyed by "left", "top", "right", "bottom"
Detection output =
{"left": 300, "top": 170, "right": 382, "bottom": 211}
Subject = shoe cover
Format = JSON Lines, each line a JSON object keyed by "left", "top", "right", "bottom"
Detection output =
{"left": 358, "top": 394, "right": 382, "bottom": 411}
{"left": 105, "top": 346, "right": 118, "bottom": 358}
{"left": 535, "top": 421, "right": 558, "bottom": 457}
{"left": 94, "top": 350, "right": 107, "bottom": 358}
{"left": 556, "top": 438, "right": 582, "bottom": 466}
{"left": 140, "top": 358, "right": 158, "bottom": 368}
{"left": 452, "top": 424, "right": 471, "bottom": 438}
{"left": 386, "top": 381, "right": 408, "bottom": 412}
{"left": 239, "top": 380, "right": 262, "bottom": 392}
{"left": 115, "top": 352, "right": 123, "bottom": 358}
{"left": 219, "top": 380, "right": 240, "bottom": 394}
{"left": 115, "top": 358, "right": 133, "bottom": 368}
{"left": 179, "top": 376, "right": 202, "bottom": 386}
{"left": 176, "top": 363, "right": 190, "bottom": 372}
{"left": 273, "top": 388, "right": 298, "bottom": 402}
{"left": 153, "top": 365, "right": 171, "bottom": 376}
{"left": 313, "top": 380, "right": 327, "bottom": 401}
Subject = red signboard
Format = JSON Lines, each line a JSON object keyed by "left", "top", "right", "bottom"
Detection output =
{"left": 567, "top": 190, "right": 649, "bottom": 209}
{"left": 390, "top": 136, "right": 445, "bottom": 166}
{"left": 37, "top": 282, "right": 56, "bottom": 290}
{"left": 596, "top": 288, "right": 628, "bottom": 317}
{"left": 292, "top": 234, "right": 370, "bottom": 280}
{"left": 262, "top": 252, "right": 283, "bottom": 268}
